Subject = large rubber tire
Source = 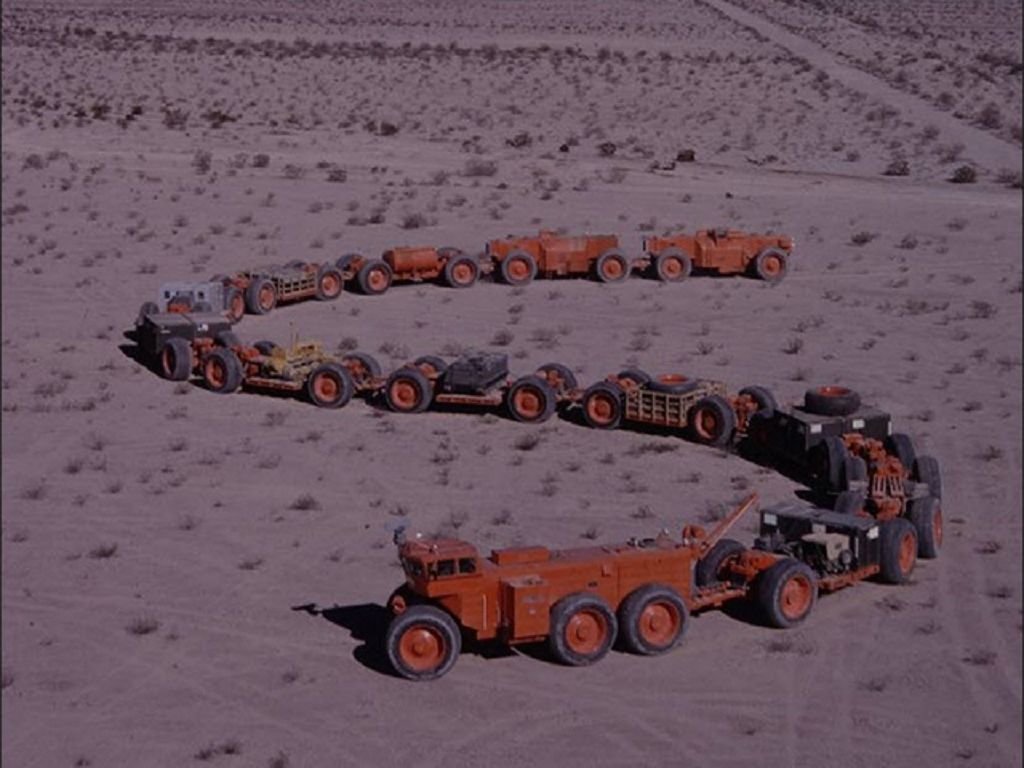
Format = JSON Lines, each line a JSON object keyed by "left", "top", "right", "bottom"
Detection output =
{"left": 834, "top": 489, "right": 866, "bottom": 516}
{"left": 653, "top": 248, "right": 692, "bottom": 282}
{"left": 202, "top": 347, "right": 243, "bottom": 394}
{"left": 384, "top": 605, "right": 461, "bottom": 681}
{"left": 878, "top": 517, "right": 917, "bottom": 584}
{"left": 412, "top": 355, "right": 448, "bottom": 378}
{"left": 159, "top": 337, "right": 193, "bottom": 381}
{"left": 536, "top": 362, "right": 577, "bottom": 395}
{"left": 841, "top": 455, "right": 867, "bottom": 490}
{"left": 224, "top": 286, "right": 245, "bottom": 323}
{"left": 357, "top": 260, "right": 393, "bottom": 295}
{"left": 594, "top": 249, "right": 630, "bottom": 284}
{"left": 739, "top": 385, "right": 777, "bottom": 418}
{"left": 548, "top": 593, "right": 617, "bottom": 666}
{"left": 581, "top": 381, "right": 624, "bottom": 429}
{"left": 316, "top": 265, "right": 344, "bottom": 301}
{"left": 385, "top": 367, "right": 433, "bottom": 413}
{"left": 442, "top": 254, "right": 479, "bottom": 289}
{"left": 912, "top": 455, "right": 943, "bottom": 499}
{"left": 253, "top": 340, "right": 277, "bottom": 355}
{"left": 306, "top": 363, "right": 354, "bottom": 408}
{"left": 616, "top": 368, "right": 651, "bottom": 388}
{"left": 908, "top": 496, "right": 942, "bottom": 559}
{"left": 753, "top": 247, "right": 788, "bottom": 283}
{"left": 618, "top": 584, "right": 689, "bottom": 656}
{"left": 341, "top": 352, "right": 382, "bottom": 387}
{"left": 499, "top": 250, "right": 537, "bottom": 286}
{"left": 804, "top": 386, "right": 861, "bottom": 416}
{"left": 505, "top": 375, "right": 556, "bottom": 423}
{"left": 214, "top": 331, "right": 241, "bottom": 349}
{"left": 811, "top": 436, "right": 849, "bottom": 491}
{"left": 245, "top": 277, "right": 277, "bottom": 315}
{"left": 688, "top": 395, "right": 737, "bottom": 447}
{"left": 695, "top": 539, "right": 746, "bottom": 588}
{"left": 885, "top": 433, "right": 917, "bottom": 472}
{"left": 647, "top": 374, "right": 699, "bottom": 395}
{"left": 756, "top": 558, "right": 818, "bottom": 629}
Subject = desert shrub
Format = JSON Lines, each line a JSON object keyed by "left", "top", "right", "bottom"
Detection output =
{"left": 251, "top": 153, "right": 270, "bottom": 168}
{"left": 506, "top": 132, "right": 532, "bottom": 148}
{"left": 883, "top": 159, "right": 910, "bottom": 176}
{"left": 192, "top": 150, "right": 212, "bottom": 174}
{"left": 950, "top": 165, "right": 977, "bottom": 184}
{"left": 598, "top": 141, "right": 617, "bottom": 157}
{"left": 463, "top": 159, "right": 497, "bottom": 177}
{"left": 850, "top": 231, "right": 877, "bottom": 246}
{"left": 326, "top": 168, "right": 347, "bottom": 183}
{"left": 976, "top": 103, "right": 1003, "bottom": 129}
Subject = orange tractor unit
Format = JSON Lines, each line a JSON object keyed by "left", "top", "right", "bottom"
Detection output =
{"left": 485, "top": 231, "right": 645, "bottom": 285}
{"left": 336, "top": 247, "right": 480, "bottom": 295}
{"left": 384, "top": 493, "right": 923, "bottom": 680}
{"left": 212, "top": 261, "right": 345, "bottom": 315}
{"left": 577, "top": 368, "right": 776, "bottom": 448}
{"left": 643, "top": 229, "right": 794, "bottom": 283}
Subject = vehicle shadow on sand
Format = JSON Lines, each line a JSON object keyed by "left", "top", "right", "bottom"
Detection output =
{"left": 294, "top": 601, "right": 518, "bottom": 678}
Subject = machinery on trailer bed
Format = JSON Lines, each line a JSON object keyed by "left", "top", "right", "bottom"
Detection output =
{"left": 484, "top": 231, "right": 646, "bottom": 286}
{"left": 382, "top": 492, "right": 922, "bottom": 680}
{"left": 336, "top": 247, "right": 480, "bottom": 295}
{"left": 382, "top": 352, "right": 577, "bottom": 423}
{"left": 577, "top": 368, "right": 775, "bottom": 447}
{"left": 199, "top": 340, "right": 381, "bottom": 408}
{"left": 642, "top": 229, "right": 794, "bottom": 283}
{"left": 741, "top": 385, "right": 943, "bottom": 559}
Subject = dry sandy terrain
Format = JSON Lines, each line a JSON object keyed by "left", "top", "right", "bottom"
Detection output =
{"left": 2, "top": 1, "right": 1021, "bottom": 766}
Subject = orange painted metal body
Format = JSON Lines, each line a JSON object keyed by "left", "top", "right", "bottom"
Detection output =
{"left": 842, "top": 434, "right": 911, "bottom": 521}
{"left": 384, "top": 247, "right": 446, "bottom": 280}
{"left": 644, "top": 229, "right": 793, "bottom": 275}
{"left": 391, "top": 495, "right": 760, "bottom": 645}
{"left": 487, "top": 231, "right": 626, "bottom": 277}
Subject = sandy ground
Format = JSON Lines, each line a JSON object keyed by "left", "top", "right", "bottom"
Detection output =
{"left": 2, "top": 1, "right": 1021, "bottom": 766}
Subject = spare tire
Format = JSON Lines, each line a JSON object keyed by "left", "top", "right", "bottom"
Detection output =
{"left": 804, "top": 386, "right": 861, "bottom": 417}
{"left": 647, "top": 373, "right": 698, "bottom": 395}
{"left": 617, "top": 368, "right": 651, "bottom": 388}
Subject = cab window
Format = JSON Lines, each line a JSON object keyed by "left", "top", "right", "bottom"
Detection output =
{"left": 458, "top": 558, "right": 477, "bottom": 574}
{"left": 435, "top": 559, "right": 456, "bottom": 577}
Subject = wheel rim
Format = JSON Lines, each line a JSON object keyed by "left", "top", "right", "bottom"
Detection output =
{"left": 258, "top": 285, "right": 275, "bottom": 311}
{"left": 779, "top": 573, "right": 813, "bottom": 620}
{"left": 389, "top": 378, "right": 421, "bottom": 410}
{"left": 933, "top": 506, "right": 943, "bottom": 548}
{"left": 320, "top": 273, "right": 341, "bottom": 297}
{"left": 661, "top": 256, "right": 683, "bottom": 278}
{"left": 693, "top": 407, "right": 720, "bottom": 440}
{"left": 507, "top": 257, "right": 530, "bottom": 281}
{"left": 313, "top": 373, "right": 339, "bottom": 402}
{"left": 161, "top": 347, "right": 177, "bottom": 377}
{"left": 229, "top": 294, "right": 245, "bottom": 320}
{"left": 601, "top": 257, "right": 624, "bottom": 280}
{"left": 565, "top": 609, "right": 607, "bottom": 655}
{"left": 512, "top": 385, "right": 543, "bottom": 419}
{"left": 898, "top": 531, "right": 916, "bottom": 573}
{"left": 398, "top": 625, "right": 446, "bottom": 673}
{"left": 205, "top": 358, "right": 226, "bottom": 388}
{"left": 638, "top": 601, "right": 680, "bottom": 647}
{"left": 368, "top": 268, "right": 388, "bottom": 292}
{"left": 586, "top": 392, "right": 617, "bottom": 426}
{"left": 451, "top": 262, "right": 474, "bottom": 285}
{"left": 761, "top": 254, "right": 783, "bottom": 277}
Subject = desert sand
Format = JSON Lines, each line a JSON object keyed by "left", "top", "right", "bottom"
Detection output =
{"left": 2, "top": 1, "right": 1021, "bottom": 766}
